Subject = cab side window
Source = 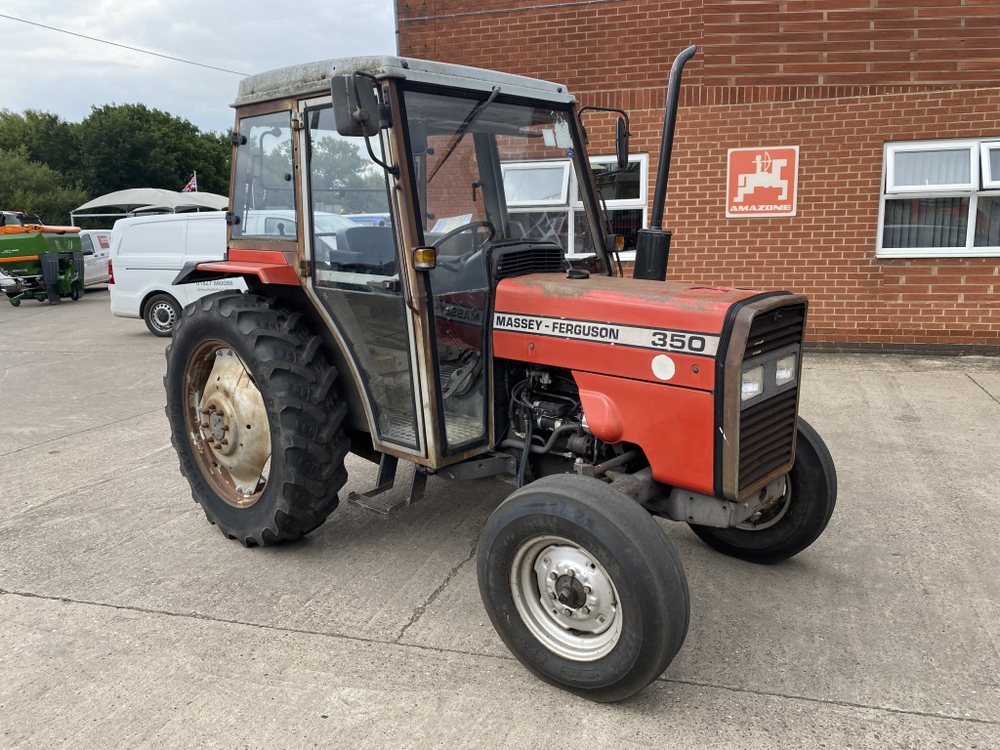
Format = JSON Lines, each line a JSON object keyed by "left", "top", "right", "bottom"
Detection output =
{"left": 231, "top": 112, "right": 297, "bottom": 239}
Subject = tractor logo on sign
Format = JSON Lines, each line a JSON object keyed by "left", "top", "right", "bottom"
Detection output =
{"left": 726, "top": 146, "right": 798, "bottom": 218}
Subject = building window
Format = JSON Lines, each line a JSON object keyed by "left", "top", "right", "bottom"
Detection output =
{"left": 877, "top": 139, "right": 1000, "bottom": 257}
{"left": 502, "top": 162, "right": 570, "bottom": 206}
{"left": 501, "top": 154, "right": 648, "bottom": 259}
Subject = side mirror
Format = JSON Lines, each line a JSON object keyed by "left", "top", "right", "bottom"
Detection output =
{"left": 616, "top": 116, "right": 630, "bottom": 170}
{"left": 330, "top": 75, "right": 380, "bottom": 138}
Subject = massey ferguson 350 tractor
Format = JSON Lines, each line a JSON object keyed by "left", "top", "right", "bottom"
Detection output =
{"left": 164, "top": 47, "right": 837, "bottom": 702}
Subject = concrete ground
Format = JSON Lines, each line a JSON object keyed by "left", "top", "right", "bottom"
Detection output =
{"left": 0, "top": 287, "right": 998, "bottom": 749}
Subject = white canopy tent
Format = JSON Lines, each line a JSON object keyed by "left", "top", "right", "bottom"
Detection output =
{"left": 71, "top": 188, "right": 229, "bottom": 225}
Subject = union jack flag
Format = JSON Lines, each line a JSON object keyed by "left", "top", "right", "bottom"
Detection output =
{"left": 181, "top": 173, "right": 197, "bottom": 192}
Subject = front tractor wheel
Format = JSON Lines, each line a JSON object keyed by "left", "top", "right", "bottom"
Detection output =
{"left": 478, "top": 474, "right": 690, "bottom": 702}
{"left": 164, "top": 291, "right": 349, "bottom": 546}
{"left": 689, "top": 416, "right": 837, "bottom": 564}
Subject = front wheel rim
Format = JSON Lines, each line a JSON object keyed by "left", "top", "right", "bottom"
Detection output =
{"left": 737, "top": 475, "right": 792, "bottom": 530}
{"left": 509, "top": 534, "right": 623, "bottom": 662}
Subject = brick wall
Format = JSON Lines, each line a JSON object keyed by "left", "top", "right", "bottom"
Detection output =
{"left": 398, "top": 0, "right": 1000, "bottom": 351}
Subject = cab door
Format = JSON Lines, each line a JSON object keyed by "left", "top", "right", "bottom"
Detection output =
{"left": 300, "top": 101, "right": 427, "bottom": 458}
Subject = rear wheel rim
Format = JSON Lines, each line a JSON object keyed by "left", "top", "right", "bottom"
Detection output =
{"left": 182, "top": 340, "right": 272, "bottom": 509}
{"left": 509, "top": 534, "right": 623, "bottom": 662}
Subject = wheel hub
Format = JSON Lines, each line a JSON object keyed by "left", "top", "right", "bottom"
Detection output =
{"left": 533, "top": 544, "right": 618, "bottom": 635}
{"left": 555, "top": 574, "right": 587, "bottom": 608}
{"left": 196, "top": 348, "right": 271, "bottom": 499}
{"left": 738, "top": 475, "right": 791, "bottom": 530}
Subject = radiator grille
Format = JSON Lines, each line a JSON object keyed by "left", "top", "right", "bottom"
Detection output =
{"left": 739, "top": 389, "right": 798, "bottom": 492}
{"left": 738, "top": 304, "right": 806, "bottom": 494}
{"left": 744, "top": 304, "right": 806, "bottom": 359}
{"left": 493, "top": 244, "right": 565, "bottom": 280}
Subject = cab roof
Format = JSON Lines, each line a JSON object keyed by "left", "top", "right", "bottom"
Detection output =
{"left": 233, "top": 55, "right": 575, "bottom": 108}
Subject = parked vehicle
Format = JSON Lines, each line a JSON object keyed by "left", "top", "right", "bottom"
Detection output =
{"left": 164, "top": 50, "right": 837, "bottom": 702}
{"left": 343, "top": 213, "right": 391, "bottom": 227}
{"left": 79, "top": 230, "right": 112, "bottom": 286}
{"left": 1, "top": 212, "right": 85, "bottom": 305}
{"left": 109, "top": 212, "right": 246, "bottom": 336}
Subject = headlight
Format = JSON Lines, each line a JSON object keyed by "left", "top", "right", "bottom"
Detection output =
{"left": 741, "top": 365, "right": 764, "bottom": 401}
{"left": 775, "top": 353, "right": 797, "bottom": 386}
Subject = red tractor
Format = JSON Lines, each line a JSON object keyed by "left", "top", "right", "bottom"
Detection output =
{"left": 165, "top": 48, "right": 836, "bottom": 702}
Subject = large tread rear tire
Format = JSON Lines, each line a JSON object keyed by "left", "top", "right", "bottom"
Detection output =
{"left": 164, "top": 291, "right": 349, "bottom": 546}
{"left": 478, "top": 474, "right": 690, "bottom": 702}
{"left": 688, "top": 416, "right": 837, "bottom": 563}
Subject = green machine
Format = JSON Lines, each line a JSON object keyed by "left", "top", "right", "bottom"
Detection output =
{"left": 0, "top": 211, "right": 85, "bottom": 306}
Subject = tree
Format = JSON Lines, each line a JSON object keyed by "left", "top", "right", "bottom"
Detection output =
{"left": 308, "top": 136, "right": 388, "bottom": 214}
{"left": 75, "top": 104, "right": 230, "bottom": 196}
{"left": 0, "top": 109, "right": 80, "bottom": 181}
{"left": 0, "top": 147, "right": 88, "bottom": 225}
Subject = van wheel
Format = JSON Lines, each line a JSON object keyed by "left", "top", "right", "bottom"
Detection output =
{"left": 145, "top": 293, "right": 180, "bottom": 337}
{"left": 164, "top": 291, "right": 349, "bottom": 546}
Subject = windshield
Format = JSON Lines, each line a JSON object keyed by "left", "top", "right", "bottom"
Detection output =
{"left": 402, "top": 88, "right": 606, "bottom": 267}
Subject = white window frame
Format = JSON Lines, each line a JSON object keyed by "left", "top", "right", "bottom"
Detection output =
{"left": 500, "top": 154, "right": 649, "bottom": 258}
{"left": 884, "top": 140, "right": 979, "bottom": 194}
{"left": 981, "top": 141, "right": 1000, "bottom": 190}
{"left": 500, "top": 161, "right": 571, "bottom": 206}
{"left": 876, "top": 138, "right": 1000, "bottom": 258}
{"left": 584, "top": 153, "right": 649, "bottom": 261}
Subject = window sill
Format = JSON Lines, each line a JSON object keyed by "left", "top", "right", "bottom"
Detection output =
{"left": 877, "top": 247, "right": 1000, "bottom": 259}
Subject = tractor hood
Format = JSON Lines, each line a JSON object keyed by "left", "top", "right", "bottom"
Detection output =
{"left": 492, "top": 274, "right": 778, "bottom": 392}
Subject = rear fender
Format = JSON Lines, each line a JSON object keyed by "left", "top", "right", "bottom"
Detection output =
{"left": 173, "top": 249, "right": 300, "bottom": 287}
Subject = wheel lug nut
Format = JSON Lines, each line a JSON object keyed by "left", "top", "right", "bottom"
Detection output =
{"left": 581, "top": 606, "right": 590, "bottom": 615}
{"left": 549, "top": 572, "right": 557, "bottom": 580}
{"left": 563, "top": 608, "right": 572, "bottom": 616}
{"left": 548, "top": 592, "right": 556, "bottom": 600}
{"left": 584, "top": 585, "right": 591, "bottom": 594}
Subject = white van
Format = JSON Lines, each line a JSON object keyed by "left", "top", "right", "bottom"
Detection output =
{"left": 109, "top": 212, "right": 246, "bottom": 337}
{"left": 79, "top": 229, "right": 112, "bottom": 286}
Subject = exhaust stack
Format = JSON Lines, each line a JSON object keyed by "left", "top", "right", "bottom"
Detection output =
{"left": 633, "top": 45, "right": 697, "bottom": 281}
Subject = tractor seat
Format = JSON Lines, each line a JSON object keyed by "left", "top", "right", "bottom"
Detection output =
{"left": 328, "top": 226, "right": 396, "bottom": 275}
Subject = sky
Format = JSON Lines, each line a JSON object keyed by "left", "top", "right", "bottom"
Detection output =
{"left": 0, "top": 0, "right": 396, "bottom": 134}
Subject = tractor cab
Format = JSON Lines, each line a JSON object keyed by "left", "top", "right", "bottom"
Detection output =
{"left": 214, "top": 57, "right": 617, "bottom": 469}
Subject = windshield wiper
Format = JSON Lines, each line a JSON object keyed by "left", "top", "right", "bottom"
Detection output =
{"left": 428, "top": 86, "right": 500, "bottom": 183}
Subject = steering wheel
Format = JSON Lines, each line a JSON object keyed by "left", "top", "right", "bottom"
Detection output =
{"left": 431, "top": 220, "right": 497, "bottom": 254}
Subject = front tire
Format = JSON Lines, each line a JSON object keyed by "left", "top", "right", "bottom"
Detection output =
{"left": 478, "top": 474, "right": 690, "bottom": 702}
{"left": 145, "top": 293, "right": 180, "bottom": 337}
{"left": 164, "top": 291, "right": 349, "bottom": 546}
{"left": 688, "top": 416, "right": 837, "bottom": 563}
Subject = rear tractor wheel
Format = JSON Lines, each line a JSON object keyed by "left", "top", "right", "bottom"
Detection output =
{"left": 478, "top": 474, "right": 690, "bottom": 702}
{"left": 164, "top": 291, "right": 350, "bottom": 546}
